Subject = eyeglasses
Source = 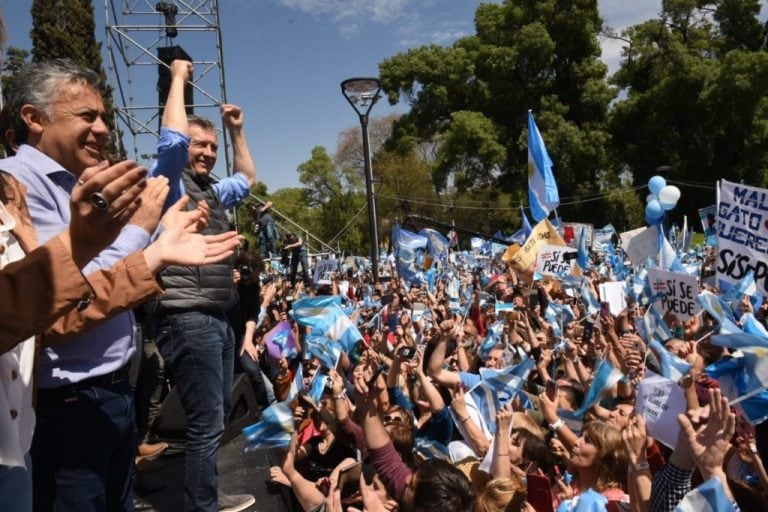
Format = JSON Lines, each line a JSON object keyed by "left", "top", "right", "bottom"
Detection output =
{"left": 382, "top": 415, "right": 403, "bottom": 425}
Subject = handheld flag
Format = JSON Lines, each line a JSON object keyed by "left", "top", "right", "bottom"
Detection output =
{"left": 243, "top": 401, "right": 294, "bottom": 451}
{"left": 674, "top": 476, "right": 734, "bottom": 512}
{"left": 560, "top": 360, "right": 623, "bottom": 421}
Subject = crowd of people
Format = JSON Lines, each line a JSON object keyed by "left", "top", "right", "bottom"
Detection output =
{"left": 0, "top": 29, "right": 767, "bottom": 512}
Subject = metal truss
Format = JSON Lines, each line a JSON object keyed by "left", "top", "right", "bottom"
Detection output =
{"left": 103, "top": 0, "right": 231, "bottom": 174}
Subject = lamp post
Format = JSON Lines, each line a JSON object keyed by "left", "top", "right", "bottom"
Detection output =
{"left": 341, "top": 77, "right": 382, "bottom": 281}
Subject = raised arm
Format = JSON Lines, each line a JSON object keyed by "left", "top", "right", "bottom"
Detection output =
{"left": 162, "top": 60, "right": 192, "bottom": 134}
{"left": 222, "top": 104, "right": 256, "bottom": 187}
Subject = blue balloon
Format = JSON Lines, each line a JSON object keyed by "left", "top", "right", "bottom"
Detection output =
{"left": 645, "top": 199, "right": 664, "bottom": 220}
{"left": 648, "top": 175, "right": 666, "bottom": 196}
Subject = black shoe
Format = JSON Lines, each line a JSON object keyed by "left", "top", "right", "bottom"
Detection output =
{"left": 218, "top": 492, "right": 255, "bottom": 512}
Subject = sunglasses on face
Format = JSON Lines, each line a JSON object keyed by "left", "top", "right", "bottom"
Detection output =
{"left": 382, "top": 415, "right": 403, "bottom": 424}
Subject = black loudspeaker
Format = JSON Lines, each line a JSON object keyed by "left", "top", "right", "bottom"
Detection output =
{"left": 157, "top": 45, "right": 194, "bottom": 128}
{"left": 153, "top": 373, "right": 260, "bottom": 445}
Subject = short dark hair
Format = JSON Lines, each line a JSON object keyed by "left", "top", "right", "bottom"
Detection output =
{"left": 413, "top": 459, "right": 473, "bottom": 512}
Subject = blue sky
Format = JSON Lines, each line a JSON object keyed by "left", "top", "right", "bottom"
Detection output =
{"left": 0, "top": 0, "right": 708, "bottom": 192}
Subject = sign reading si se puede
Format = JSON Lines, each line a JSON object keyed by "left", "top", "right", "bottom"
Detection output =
{"left": 717, "top": 180, "right": 768, "bottom": 295}
{"left": 535, "top": 244, "right": 577, "bottom": 276}
{"left": 313, "top": 259, "right": 337, "bottom": 286}
{"left": 646, "top": 268, "right": 701, "bottom": 321}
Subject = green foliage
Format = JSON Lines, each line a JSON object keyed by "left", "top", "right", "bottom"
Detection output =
{"left": 1, "top": 47, "right": 30, "bottom": 96}
{"left": 379, "top": 0, "right": 615, "bottom": 223}
{"left": 609, "top": 0, "right": 768, "bottom": 223}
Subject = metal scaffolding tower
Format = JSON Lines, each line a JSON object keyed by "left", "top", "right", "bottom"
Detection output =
{"left": 102, "top": 0, "right": 231, "bottom": 174}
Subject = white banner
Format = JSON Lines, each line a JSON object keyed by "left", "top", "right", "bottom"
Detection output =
{"left": 646, "top": 268, "right": 701, "bottom": 321}
{"left": 717, "top": 180, "right": 768, "bottom": 295}
{"left": 621, "top": 226, "right": 659, "bottom": 268}
{"left": 635, "top": 372, "right": 686, "bottom": 449}
{"left": 535, "top": 244, "right": 577, "bottom": 276}
{"left": 598, "top": 281, "right": 626, "bottom": 316}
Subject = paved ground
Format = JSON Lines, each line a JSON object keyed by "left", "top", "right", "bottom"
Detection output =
{"left": 134, "top": 436, "right": 290, "bottom": 512}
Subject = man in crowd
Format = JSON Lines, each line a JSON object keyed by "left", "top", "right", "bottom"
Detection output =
{"left": 2, "top": 59, "right": 165, "bottom": 511}
{"left": 149, "top": 59, "right": 256, "bottom": 512}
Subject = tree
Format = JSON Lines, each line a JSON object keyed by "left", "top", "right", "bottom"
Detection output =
{"left": 30, "top": 0, "right": 119, "bottom": 151}
{"left": 609, "top": 0, "right": 768, "bottom": 222}
{"left": 1, "top": 47, "right": 30, "bottom": 95}
{"left": 379, "top": 0, "right": 616, "bottom": 222}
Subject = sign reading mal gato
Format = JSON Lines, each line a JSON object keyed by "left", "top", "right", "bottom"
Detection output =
{"left": 717, "top": 180, "right": 768, "bottom": 295}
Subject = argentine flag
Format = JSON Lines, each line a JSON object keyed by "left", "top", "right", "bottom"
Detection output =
{"left": 560, "top": 360, "right": 623, "bottom": 422}
{"left": 243, "top": 401, "right": 294, "bottom": 452}
{"left": 527, "top": 110, "right": 559, "bottom": 221}
{"left": 674, "top": 476, "right": 734, "bottom": 512}
{"left": 648, "top": 339, "right": 692, "bottom": 383}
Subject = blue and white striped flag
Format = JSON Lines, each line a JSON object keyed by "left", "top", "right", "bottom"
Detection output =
{"left": 479, "top": 358, "right": 534, "bottom": 405}
{"left": 414, "top": 437, "right": 451, "bottom": 462}
{"left": 580, "top": 280, "right": 600, "bottom": 316}
{"left": 710, "top": 332, "right": 768, "bottom": 351}
{"left": 305, "top": 334, "right": 342, "bottom": 370}
{"left": 741, "top": 313, "right": 768, "bottom": 339}
{"left": 697, "top": 290, "right": 742, "bottom": 334}
{"left": 637, "top": 305, "right": 672, "bottom": 343}
{"left": 243, "top": 401, "right": 294, "bottom": 452}
{"left": 648, "top": 339, "right": 692, "bottom": 383}
{"left": 674, "top": 476, "right": 734, "bottom": 512}
{"left": 291, "top": 296, "right": 344, "bottom": 329}
{"left": 577, "top": 226, "right": 589, "bottom": 270}
{"left": 527, "top": 111, "right": 559, "bottom": 221}
{"left": 307, "top": 370, "right": 329, "bottom": 406}
{"left": 560, "top": 360, "right": 623, "bottom": 421}
{"left": 286, "top": 362, "right": 304, "bottom": 402}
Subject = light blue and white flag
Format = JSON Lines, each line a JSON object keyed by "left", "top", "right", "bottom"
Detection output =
{"left": 527, "top": 110, "right": 559, "bottom": 221}
{"left": 741, "top": 313, "right": 768, "bottom": 339}
{"left": 479, "top": 358, "right": 534, "bottom": 405}
{"left": 697, "top": 290, "right": 742, "bottom": 334}
{"left": 306, "top": 369, "right": 329, "bottom": 406}
{"left": 577, "top": 226, "right": 589, "bottom": 270}
{"left": 243, "top": 401, "right": 294, "bottom": 452}
{"left": 419, "top": 228, "right": 450, "bottom": 261}
{"left": 636, "top": 305, "right": 672, "bottom": 343}
{"left": 305, "top": 334, "right": 342, "bottom": 370}
{"left": 674, "top": 476, "right": 734, "bottom": 512}
{"left": 414, "top": 437, "right": 451, "bottom": 462}
{"left": 648, "top": 339, "right": 692, "bottom": 383}
{"left": 286, "top": 362, "right": 304, "bottom": 402}
{"left": 495, "top": 302, "right": 516, "bottom": 315}
{"left": 393, "top": 224, "right": 428, "bottom": 286}
{"left": 580, "top": 280, "right": 600, "bottom": 316}
{"left": 560, "top": 360, "right": 623, "bottom": 421}
{"left": 291, "top": 295, "right": 344, "bottom": 329}
{"left": 710, "top": 332, "right": 768, "bottom": 351}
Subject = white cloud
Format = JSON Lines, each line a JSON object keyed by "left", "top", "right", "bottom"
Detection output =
{"left": 598, "top": 0, "right": 662, "bottom": 74}
{"left": 278, "top": 0, "right": 411, "bottom": 25}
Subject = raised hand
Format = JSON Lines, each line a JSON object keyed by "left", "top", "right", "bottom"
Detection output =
{"left": 67, "top": 160, "right": 148, "bottom": 266}
{"left": 677, "top": 388, "right": 736, "bottom": 479}
{"left": 127, "top": 175, "right": 170, "bottom": 233}
{"left": 221, "top": 104, "right": 244, "bottom": 131}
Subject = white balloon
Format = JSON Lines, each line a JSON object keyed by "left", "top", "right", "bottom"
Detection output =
{"left": 658, "top": 185, "right": 681, "bottom": 205}
{"left": 646, "top": 193, "right": 658, "bottom": 204}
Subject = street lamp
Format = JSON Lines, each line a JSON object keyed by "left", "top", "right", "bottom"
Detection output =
{"left": 341, "top": 77, "right": 382, "bottom": 281}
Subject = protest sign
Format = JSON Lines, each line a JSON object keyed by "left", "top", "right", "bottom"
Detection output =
{"left": 503, "top": 219, "right": 566, "bottom": 273}
{"left": 592, "top": 224, "right": 615, "bottom": 251}
{"left": 535, "top": 244, "right": 577, "bottom": 276}
{"left": 717, "top": 180, "right": 768, "bottom": 295}
{"left": 598, "top": 281, "right": 626, "bottom": 316}
{"left": 621, "top": 226, "right": 660, "bottom": 268}
{"left": 561, "top": 222, "right": 592, "bottom": 249}
{"left": 635, "top": 372, "right": 686, "bottom": 449}
{"left": 313, "top": 259, "right": 337, "bottom": 285}
{"left": 646, "top": 268, "right": 701, "bottom": 320}
{"left": 698, "top": 204, "right": 717, "bottom": 239}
